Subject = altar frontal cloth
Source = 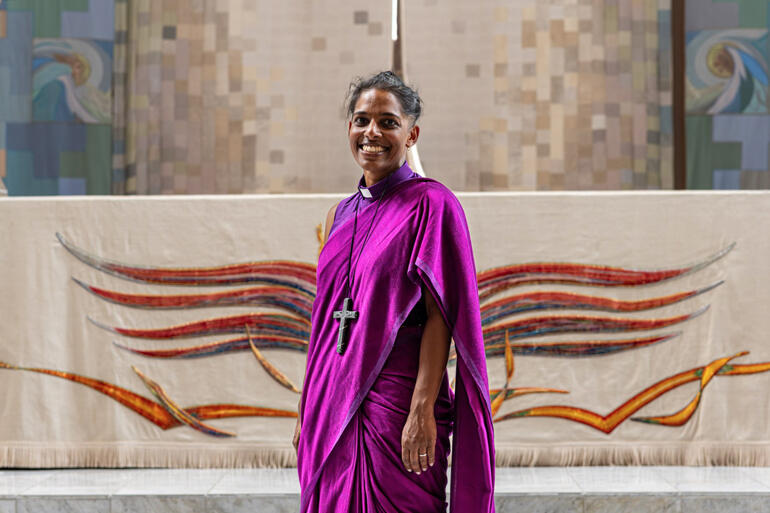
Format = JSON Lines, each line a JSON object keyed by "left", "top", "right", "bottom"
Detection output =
{"left": 0, "top": 191, "right": 768, "bottom": 467}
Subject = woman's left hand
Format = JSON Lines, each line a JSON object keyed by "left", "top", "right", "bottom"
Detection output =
{"left": 402, "top": 285, "right": 449, "bottom": 475}
{"left": 401, "top": 403, "right": 436, "bottom": 474}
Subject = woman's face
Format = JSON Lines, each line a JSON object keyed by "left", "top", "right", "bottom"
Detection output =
{"left": 348, "top": 88, "right": 419, "bottom": 179}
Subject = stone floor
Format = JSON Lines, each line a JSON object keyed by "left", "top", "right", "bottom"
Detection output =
{"left": 1, "top": 466, "right": 769, "bottom": 512}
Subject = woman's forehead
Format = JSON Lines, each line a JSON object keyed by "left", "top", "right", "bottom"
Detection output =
{"left": 354, "top": 89, "right": 404, "bottom": 116}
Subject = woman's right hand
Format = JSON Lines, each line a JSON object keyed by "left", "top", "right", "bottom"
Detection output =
{"left": 292, "top": 417, "right": 301, "bottom": 453}
{"left": 293, "top": 396, "right": 302, "bottom": 453}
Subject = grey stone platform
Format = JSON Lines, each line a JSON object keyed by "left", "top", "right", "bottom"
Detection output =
{"left": 1, "top": 466, "right": 770, "bottom": 512}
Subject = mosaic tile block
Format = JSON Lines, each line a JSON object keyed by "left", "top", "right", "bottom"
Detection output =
{"left": 368, "top": 22, "right": 382, "bottom": 36}
{"left": 6, "top": 0, "right": 89, "bottom": 37}
{"left": 685, "top": 115, "right": 742, "bottom": 189}
{"left": 4, "top": 123, "right": 110, "bottom": 194}
{"left": 58, "top": 176, "right": 86, "bottom": 194}
{"left": 686, "top": 0, "right": 740, "bottom": 31}
{"left": 6, "top": 123, "right": 86, "bottom": 178}
{"left": 722, "top": 0, "right": 770, "bottom": 29}
{"left": 713, "top": 169, "right": 741, "bottom": 189}
{"left": 4, "top": 148, "right": 57, "bottom": 195}
{"left": 740, "top": 169, "right": 770, "bottom": 187}
{"left": 6, "top": 0, "right": 89, "bottom": 38}
{"left": 61, "top": 0, "right": 115, "bottom": 40}
{"left": 713, "top": 115, "right": 770, "bottom": 169}
{"left": 0, "top": 10, "right": 34, "bottom": 122}
{"left": 353, "top": 10, "right": 368, "bottom": 24}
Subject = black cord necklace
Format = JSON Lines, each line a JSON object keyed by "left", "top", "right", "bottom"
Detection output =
{"left": 332, "top": 173, "right": 392, "bottom": 355}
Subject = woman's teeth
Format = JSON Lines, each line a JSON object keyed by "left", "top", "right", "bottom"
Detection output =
{"left": 362, "top": 144, "right": 386, "bottom": 153}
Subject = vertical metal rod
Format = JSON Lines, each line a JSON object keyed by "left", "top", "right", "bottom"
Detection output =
{"left": 391, "top": 0, "right": 425, "bottom": 176}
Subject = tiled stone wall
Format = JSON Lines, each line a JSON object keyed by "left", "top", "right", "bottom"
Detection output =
{"left": 121, "top": 0, "right": 391, "bottom": 194}
{"left": 404, "top": 0, "right": 673, "bottom": 190}
{"left": 2, "top": 1, "right": 676, "bottom": 194}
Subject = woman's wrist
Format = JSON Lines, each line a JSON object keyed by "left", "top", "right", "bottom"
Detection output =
{"left": 409, "top": 393, "right": 436, "bottom": 414}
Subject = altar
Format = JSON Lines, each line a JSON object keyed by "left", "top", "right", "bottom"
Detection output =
{"left": 1, "top": 191, "right": 768, "bottom": 468}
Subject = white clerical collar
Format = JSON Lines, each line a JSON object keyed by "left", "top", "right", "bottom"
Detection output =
{"left": 357, "top": 162, "right": 412, "bottom": 200}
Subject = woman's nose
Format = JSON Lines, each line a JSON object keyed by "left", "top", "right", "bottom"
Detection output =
{"left": 364, "top": 121, "right": 380, "bottom": 138}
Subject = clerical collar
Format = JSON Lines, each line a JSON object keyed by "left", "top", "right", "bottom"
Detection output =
{"left": 357, "top": 162, "right": 413, "bottom": 200}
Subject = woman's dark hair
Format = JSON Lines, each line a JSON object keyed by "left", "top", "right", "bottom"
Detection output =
{"left": 345, "top": 71, "right": 422, "bottom": 125}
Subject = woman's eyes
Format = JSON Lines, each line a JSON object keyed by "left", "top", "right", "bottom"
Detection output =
{"left": 353, "top": 117, "right": 399, "bottom": 128}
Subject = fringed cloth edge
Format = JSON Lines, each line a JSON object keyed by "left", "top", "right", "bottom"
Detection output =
{"left": 3, "top": 443, "right": 770, "bottom": 468}
{"left": 0, "top": 443, "right": 297, "bottom": 468}
{"left": 494, "top": 443, "right": 770, "bottom": 466}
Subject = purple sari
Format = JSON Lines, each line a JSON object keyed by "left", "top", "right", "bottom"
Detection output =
{"left": 298, "top": 171, "right": 495, "bottom": 512}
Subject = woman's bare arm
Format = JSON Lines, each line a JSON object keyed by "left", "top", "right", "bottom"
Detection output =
{"left": 401, "top": 284, "right": 451, "bottom": 473}
{"left": 323, "top": 201, "right": 340, "bottom": 244}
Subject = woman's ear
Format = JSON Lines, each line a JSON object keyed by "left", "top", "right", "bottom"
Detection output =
{"left": 407, "top": 124, "right": 420, "bottom": 147}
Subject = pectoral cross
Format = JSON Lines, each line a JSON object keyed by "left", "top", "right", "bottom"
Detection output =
{"left": 333, "top": 297, "right": 359, "bottom": 354}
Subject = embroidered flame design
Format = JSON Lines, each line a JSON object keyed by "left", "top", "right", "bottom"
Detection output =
{"left": 3, "top": 235, "right": 768, "bottom": 438}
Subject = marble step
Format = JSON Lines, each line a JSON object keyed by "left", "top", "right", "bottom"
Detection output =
{"left": 1, "top": 466, "right": 769, "bottom": 512}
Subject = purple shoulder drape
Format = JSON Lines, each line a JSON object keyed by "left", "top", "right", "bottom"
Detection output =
{"left": 298, "top": 178, "right": 495, "bottom": 512}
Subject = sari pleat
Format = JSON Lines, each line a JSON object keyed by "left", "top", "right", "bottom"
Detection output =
{"left": 305, "top": 326, "right": 453, "bottom": 513}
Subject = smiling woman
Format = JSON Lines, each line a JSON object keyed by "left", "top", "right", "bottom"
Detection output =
{"left": 295, "top": 71, "right": 496, "bottom": 513}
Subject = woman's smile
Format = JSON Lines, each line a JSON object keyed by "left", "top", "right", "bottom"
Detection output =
{"left": 359, "top": 143, "right": 390, "bottom": 155}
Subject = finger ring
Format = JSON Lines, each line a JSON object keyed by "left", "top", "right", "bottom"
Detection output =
{"left": 419, "top": 452, "right": 427, "bottom": 457}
